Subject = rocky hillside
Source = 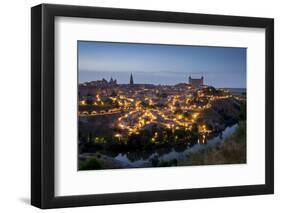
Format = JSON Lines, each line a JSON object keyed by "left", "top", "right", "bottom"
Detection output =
{"left": 198, "top": 97, "right": 245, "bottom": 132}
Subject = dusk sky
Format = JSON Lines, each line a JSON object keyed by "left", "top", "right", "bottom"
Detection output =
{"left": 78, "top": 41, "right": 246, "bottom": 88}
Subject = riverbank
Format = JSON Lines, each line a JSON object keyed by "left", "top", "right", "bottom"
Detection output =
{"left": 178, "top": 121, "right": 246, "bottom": 166}
{"left": 79, "top": 152, "right": 133, "bottom": 170}
{"left": 79, "top": 122, "right": 245, "bottom": 170}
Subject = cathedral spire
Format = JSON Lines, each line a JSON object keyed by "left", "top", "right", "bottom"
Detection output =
{"left": 130, "top": 73, "right": 134, "bottom": 85}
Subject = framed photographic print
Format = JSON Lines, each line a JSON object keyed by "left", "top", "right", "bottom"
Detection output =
{"left": 31, "top": 4, "right": 274, "bottom": 209}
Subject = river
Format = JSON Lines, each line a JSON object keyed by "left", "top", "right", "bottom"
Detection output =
{"left": 113, "top": 123, "right": 238, "bottom": 167}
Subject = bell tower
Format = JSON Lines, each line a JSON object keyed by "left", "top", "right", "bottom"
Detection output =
{"left": 130, "top": 73, "right": 134, "bottom": 85}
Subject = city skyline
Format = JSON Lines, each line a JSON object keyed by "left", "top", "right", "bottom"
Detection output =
{"left": 78, "top": 41, "right": 246, "bottom": 88}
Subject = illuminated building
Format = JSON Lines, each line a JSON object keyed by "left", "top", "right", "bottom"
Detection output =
{"left": 188, "top": 75, "right": 204, "bottom": 88}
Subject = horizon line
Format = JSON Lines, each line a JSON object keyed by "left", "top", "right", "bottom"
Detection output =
{"left": 79, "top": 81, "right": 246, "bottom": 89}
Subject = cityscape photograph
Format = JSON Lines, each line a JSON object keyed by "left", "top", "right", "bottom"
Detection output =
{"left": 78, "top": 41, "right": 247, "bottom": 170}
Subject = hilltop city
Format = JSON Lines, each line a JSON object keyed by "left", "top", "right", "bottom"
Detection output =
{"left": 78, "top": 73, "right": 246, "bottom": 169}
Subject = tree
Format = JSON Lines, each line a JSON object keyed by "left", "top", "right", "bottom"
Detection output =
{"left": 80, "top": 158, "right": 102, "bottom": 170}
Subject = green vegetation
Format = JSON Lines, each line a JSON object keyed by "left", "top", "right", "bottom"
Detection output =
{"left": 80, "top": 158, "right": 102, "bottom": 170}
{"left": 179, "top": 121, "right": 246, "bottom": 166}
{"left": 80, "top": 123, "right": 200, "bottom": 154}
{"left": 150, "top": 157, "right": 178, "bottom": 167}
{"left": 230, "top": 121, "right": 246, "bottom": 144}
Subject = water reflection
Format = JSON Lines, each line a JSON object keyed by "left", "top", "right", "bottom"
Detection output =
{"left": 113, "top": 124, "right": 238, "bottom": 167}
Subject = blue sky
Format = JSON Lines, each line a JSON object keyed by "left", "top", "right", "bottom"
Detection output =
{"left": 78, "top": 41, "right": 246, "bottom": 88}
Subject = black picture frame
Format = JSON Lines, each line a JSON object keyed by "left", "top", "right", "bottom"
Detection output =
{"left": 31, "top": 3, "right": 274, "bottom": 209}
